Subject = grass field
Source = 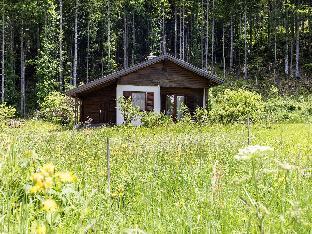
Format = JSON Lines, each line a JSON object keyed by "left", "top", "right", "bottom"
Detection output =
{"left": 0, "top": 121, "right": 311, "bottom": 233}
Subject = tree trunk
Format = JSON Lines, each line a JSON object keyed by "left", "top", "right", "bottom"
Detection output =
{"left": 174, "top": 5, "right": 177, "bottom": 57}
{"left": 182, "top": 3, "right": 185, "bottom": 60}
{"left": 274, "top": 33, "right": 277, "bottom": 80}
{"left": 238, "top": 15, "right": 242, "bottom": 74}
{"left": 86, "top": 20, "right": 90, "bottom": 83}
{"left": 20, "top": 28, "right": 25, "bottom": 116}
{"left": 290, "top": 38, "right": 293, "bottom": 77}
{"left": 200, "top": 0, "right": 204, "bottom": 68}
{"left": 295, "top": 11, "right": 300, "bottom": 78}
{"left": 73, "top": 0, "right": 78, "bottom": 87}
{"left": 230, "top": 16, "right": 234, "bottom": 70}
{"left": 290, "top": 15, "right": 294, "bottom": 77}
{"left": 1, "top": 0, "right": 4, "bottom": 103}
{"left": 223, "top": 23, "right": 225, "bottom": 79}
{"left": 284, "top": 16, "right": 289, "bottom": 75}
{"left": 162, "top": 4, "right": 166, "bottom": 54}
{"left": 244, "top": 10, "right": 248, "bottom": 79}
{"left": 131, "top": 13, "right": 135, "bottom": 65}
{"left": 285, "top": 43, "right": 289, "bottom": 75}
{"left": 59, "top": 0, "right": 64, "bottom": 91}
{"left": 211, "top": 0, "right": 214, "bottom": 68}
{"left": 205, "top": 0, "right": 209, "bottom": 69}
{"left": 179, "top": 6, "right": 182, "bottom": 59}
{"left": 107, "top": 0, "right": 111, "bottom": 62}
{"left": 123, "top": 10, "right": 128, "bottom": 68}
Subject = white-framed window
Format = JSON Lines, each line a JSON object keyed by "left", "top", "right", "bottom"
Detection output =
{"left": 131, "top": 92, "right": 146, "bottom": 111}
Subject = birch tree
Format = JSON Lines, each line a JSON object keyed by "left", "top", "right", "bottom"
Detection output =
{"left": 20, "top": 26, "right": 25, "bottom": 116}
{"left": 72, "top": 0, "right": 78, "bottom": 87}
{"left": 244, "top": 9, "right": 248, "bottom": 79}
{"left": 1, "top": 0, "right": 4, "bottom": 103}
{"left": 59, "top": 0, "right": 64, "bottom": 91}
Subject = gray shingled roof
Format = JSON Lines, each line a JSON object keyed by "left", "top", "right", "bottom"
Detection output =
{"left": 66, "top": 54, "right": 223, "bottom": 97}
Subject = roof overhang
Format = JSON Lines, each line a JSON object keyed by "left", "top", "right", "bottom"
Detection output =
{"left": 67, "top": 54, "right": 223, "bottom": 97}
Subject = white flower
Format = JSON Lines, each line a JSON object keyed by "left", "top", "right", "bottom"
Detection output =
{"left": 276, "top": 161, "right": 296, "bottom": 171}
{"left": 235, "top": 145, "right": 273, "bottom": 161}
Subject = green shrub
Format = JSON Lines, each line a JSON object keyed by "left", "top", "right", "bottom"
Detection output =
{"left": 39, "top": 91, "right": 74, "bottom": 125}
{"left": 0, "top": 103, "right": 16, "bottom": 126}
{"left": 141, "top": 111, "right": 173, "bottom": 127}
{"left": 210, "top": 89, "right": 265, "bottom": 123}
{"left": 117, "top": 97, "right": 141, "bottom": 125}
{"left": 265, "top": 95, "right": 312, "bottom": 123}
{"left": 177, "top": 103, "right": 192, "bottom": 123}
{"left": 194, "top": 107, "right": 210, "bottom": 125}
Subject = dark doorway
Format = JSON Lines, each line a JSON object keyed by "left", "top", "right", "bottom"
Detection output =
{"left": 165, "top": 94, "right": 185, "bottom": 120}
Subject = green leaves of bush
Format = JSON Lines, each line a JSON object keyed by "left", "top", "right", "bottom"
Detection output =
{"left": 117, "top": 97, "right": 141, "bottom": 125}
{"left": 39, "top": 92, "right": 74, "bottom": 125}
{"left": 265, "top": 95, "right": 312, "bottom": 123}
{"left": 0, "top": 103, "right": 16, "bottom": 125}
{"left": 210, "top": 89, "right": 265, "bottom": 123}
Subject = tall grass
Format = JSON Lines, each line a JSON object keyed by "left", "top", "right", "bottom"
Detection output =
{"left": 0, "top": 121, "right": 311, "bottom": 233}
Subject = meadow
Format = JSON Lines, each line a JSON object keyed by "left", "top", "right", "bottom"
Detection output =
{"left": 0, "top": 121, "right": 311, "bottom": 233}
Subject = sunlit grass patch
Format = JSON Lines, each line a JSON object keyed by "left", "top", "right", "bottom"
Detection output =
{"left": 0, "top": 121, "right": 311, "bottom": 233}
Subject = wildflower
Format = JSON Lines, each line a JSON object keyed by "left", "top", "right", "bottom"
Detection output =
{"left": 55, "top": 172, "right": 76, "bottom": 183}
{"left": 31, "top": 222, "right": 46, "bottom": 234}
{"left": 30, "top": 185, "right": 42, "bottom": 194}
{"left": 42, "top": 199, "right": 58, "bottom": 212}
{"left": 276, "top": 161, "right": 296, "bottom": 171}
{"left": 43, "top": 177, "right": 53, "bottom": 189}
{"left": 31, "top": 173, "right": 44, "bottom": 184}
{"left": 235, "top": 145, "right": 273, "bottom": 161}
{"left": 41, "top": 163, "right": 55, "bottom": 176}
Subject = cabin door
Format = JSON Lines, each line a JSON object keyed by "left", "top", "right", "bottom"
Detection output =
{"left": 165, "top": 95, "right": 185, "bottom": 121}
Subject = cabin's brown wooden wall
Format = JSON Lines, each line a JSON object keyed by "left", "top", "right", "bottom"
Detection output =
{"left": 160, "top": 87, "right": 203, "bottom": 114}
{"left": 117, "top": 61, "right": 212, "bottom": 88}
{"left": 79, "top": 84, "right": 116, "bottom": 124}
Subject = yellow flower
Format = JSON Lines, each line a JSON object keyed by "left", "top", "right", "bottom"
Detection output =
{"left": 42, "top": 199, "right": 58, "bottom": 212}
{"left": 31, "top": 222, "right": 46, "bottom": 234}
{"left": 41, "top": 163, "right": 55, "bottom": 176}
{"left": 55, "top": 172, "right": 76, "bottom": 183}
{"left": 43, "top": 177, "right": 53, "bottom": 189}
{"left": 29, "top": 185, "right": 42, "bottom": 194}
{"left": 31, "top": 173, "right": 44, "bottom": 184}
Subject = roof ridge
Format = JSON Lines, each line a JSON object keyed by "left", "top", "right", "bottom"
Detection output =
{"left": 67, "top": 54, "right": 223, "bottom": 96}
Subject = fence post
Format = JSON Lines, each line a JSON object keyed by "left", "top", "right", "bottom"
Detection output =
{"left": 106, "top": 137, "right": 111, "bottom": 194}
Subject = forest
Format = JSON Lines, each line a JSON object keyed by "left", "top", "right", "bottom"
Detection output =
{"left": 0, "top": 1, "right": 312, "bottom": 233}
{"left": 0, "top": 0, "right": 311, "bottom": 115}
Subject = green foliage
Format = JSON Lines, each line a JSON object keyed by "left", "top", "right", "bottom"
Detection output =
{"left": 177, "top": 103, "right": 192, "bottom": 124}
{"left": 117, "top": 96, "right": 141, "bottom": 125}
{"left": 141, "top": 111, "right": 173, "bottom": 128}
{"left": 210, "top": 89, "right": 265, "bottom": 123}
{"left": 194, "top": 107, "right": 210, "bottom": 125}
{"left": 38, "top": 92, "right": 74, "bottom": 125}
{"left": 265, "top": 95, "right": 312, "bottom": 123}
{"left": 0, "top": 103, "right": 16, "bottom": 126}
{"left": 35, "top": 0, "right": 60, "bottom": 104}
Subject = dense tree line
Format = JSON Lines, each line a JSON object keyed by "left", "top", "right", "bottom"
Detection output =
{"left": 0, "top": 0, "right": 311, "bottom": 115}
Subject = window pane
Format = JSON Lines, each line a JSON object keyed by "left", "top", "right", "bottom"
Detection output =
{"left": 176, "top": 96, "right": 185, "bottom": 120}
{"left": 166, "top": 95, "right": 175, "bottom": 116}
{"left": 132, "top": 92, "right": 146, "bottom": 111}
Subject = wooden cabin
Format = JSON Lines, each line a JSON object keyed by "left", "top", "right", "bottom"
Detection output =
{"left": 66, "top": 54, "right": 223, "bottom": 125}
